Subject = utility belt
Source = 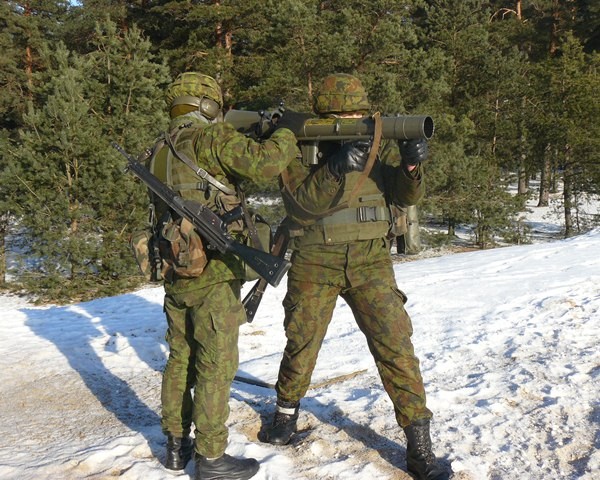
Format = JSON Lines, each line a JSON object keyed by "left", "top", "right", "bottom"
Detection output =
{"left": 289, "top": 205, "right": 392, "bottom": 245}
{"left": 314, "top": 206, "right": 391, "bottom": 226}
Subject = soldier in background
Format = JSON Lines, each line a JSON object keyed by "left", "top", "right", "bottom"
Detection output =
{"left": 263, "top": 73, "right": 449, "bottom": 480}
{"left": 150, "top": 72, "right": 298, "bottom": 480}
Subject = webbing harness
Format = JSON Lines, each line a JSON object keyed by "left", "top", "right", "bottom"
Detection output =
{"left": 163, "top": 124, "right": 263, "bottom": 250}
{"left": 280, "top": 112, "right": 384, "bottom": 222}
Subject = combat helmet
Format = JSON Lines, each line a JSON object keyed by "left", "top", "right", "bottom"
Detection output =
{"left": 313, "top": 73, "right": 370, "bottom": 115}
{"left": 165, "top": 72, "right": 223, "bottom": 119}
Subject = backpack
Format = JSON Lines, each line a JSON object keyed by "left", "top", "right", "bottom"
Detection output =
{"left": 129, "top": 132, "right": 209, "bottom": 283}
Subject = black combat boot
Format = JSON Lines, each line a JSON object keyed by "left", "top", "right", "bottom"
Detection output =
{"left": 403, "top": 419, "right": 449, "bottom": 480}
{"left": 195, "top": 453, "right": 259, "bottom": 480}
{"left": 165, "top": 434, "right": 193, "bottom": 470}
{"left": 263, "top": 400, "right": 299, "bottom": 445}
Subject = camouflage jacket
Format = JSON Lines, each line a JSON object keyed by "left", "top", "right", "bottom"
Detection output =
{"left": 280, "top": 139, "right": 424, "bottom": 249}
{"left": 151, "top": 114, "right": 299, "bottom": 295}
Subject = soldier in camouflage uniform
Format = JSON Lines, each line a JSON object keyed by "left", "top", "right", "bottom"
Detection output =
{"left": 263, "top": 73, "right": 449, "bottom": 480}
{"left": 152, "top": 72, "right": 298, "bottom": 480}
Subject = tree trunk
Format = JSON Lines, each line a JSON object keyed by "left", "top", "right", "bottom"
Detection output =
{"left": 517, "top": 158, "right": 527, "bottom": 195}
{"left": 516, "top": 4, "right": 527, "bottom": 195}
{"left": 563, "top": 166, "right": 573, "bottom": 238}
{"left": 537, "top": 151, "right": 551, "bottom": 207}
{"left": 447, "top": 220, "right": 455, "bottom": 237}
{"left": 563, "top": 141, "right": 576, "bottom": 237}
{"left": 0, "top": 234, "right": 5, "bottom": 285}
{"left": 401, "top": 205, "right": 421, "bottom": 255}
{"left": 563, "top": 183, "right": 572, "bottom": 237}
{"left": 24, "top": 3, "right": 34, "bottom": 93}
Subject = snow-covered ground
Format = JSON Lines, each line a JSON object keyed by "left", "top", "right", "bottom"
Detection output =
{"left": 0, "top": 194, "right": 598, "bottom": 480}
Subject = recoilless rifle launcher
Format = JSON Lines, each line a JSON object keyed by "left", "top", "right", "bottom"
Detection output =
{"left": 224, "top": 107, "right": 435, "bottom": 164}
{"left": 112, "top": 142, "right": 291, "bottom": 288}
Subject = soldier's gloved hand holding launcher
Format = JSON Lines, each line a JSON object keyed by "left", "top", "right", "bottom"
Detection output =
{"left": 327, "top": 140, "right": 372, "bottom": 178}
{"left": 399, "top": 138, "right": 428, "bottom": 172}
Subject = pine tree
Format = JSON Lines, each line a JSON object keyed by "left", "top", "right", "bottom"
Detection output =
{"left": 61, "top": 0, "right": 128, "bottom": 53}
{"left": 545, "top": 33, "right": 600, "bottom": 236}
{"left": 8, "top": 18, "right": 169, "bottom": 301}
{"left": 3, "top": 0, "right": 599, "bottom": 296}
{"left": 486, "top": 2, "right": 539, "bottom": 196}
{"left": 0, "top": 1, "right": 72, "bottom": 286}
{"left": 415, "top": 0, "right": 527, "bottom": 242}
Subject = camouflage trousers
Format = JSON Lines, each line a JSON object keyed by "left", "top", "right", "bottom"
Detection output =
{"left": 161, "top": 280, "right": 245, "bottom": 458}
{"left": 276, "top": 238, "right": 432, "bottom": 427}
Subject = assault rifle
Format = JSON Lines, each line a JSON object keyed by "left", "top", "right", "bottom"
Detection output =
{"left": 224, "top": 109, "right": 434, "bottom": 164}
{"left": 242, "top": 221, "right": 290, "bottom": 322}
{"left": 112, "top": 142, "right": 291, "bottom": 288}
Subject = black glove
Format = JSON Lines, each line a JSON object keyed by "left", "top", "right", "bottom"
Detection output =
{"left": 272, "top": 110, "right": 311, "bottom": 134}
{"left": 399, "top": 138, "right": 428, "bottom": 166}
{"left": 327, "top": 140, "right": 371, "bottom": 178}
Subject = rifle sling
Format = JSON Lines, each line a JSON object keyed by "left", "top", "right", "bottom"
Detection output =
{"left": 164, "top": 129, "right": 236, "bottom": 196}
{"left": 236, "top": 185, "right": 263, "bottom": 251}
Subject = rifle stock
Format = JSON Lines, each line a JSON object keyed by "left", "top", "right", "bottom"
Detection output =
{"left": 112, "top": 142, "right": 291, "bottom": 288}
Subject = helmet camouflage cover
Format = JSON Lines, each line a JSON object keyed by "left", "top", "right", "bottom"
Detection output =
{"left": 164, "top": 72, "right": 223, "bottom": 109}
{"left": 313, "top": 73, "right": 370, "bottom": 115}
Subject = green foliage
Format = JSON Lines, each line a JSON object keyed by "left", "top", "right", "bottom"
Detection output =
{"left": 2, "top": 0, "right": 600, "bottom": 300}
{"left": 547, "top": 34, "right": 600, "bottom": 235}
{"left": 420, "top": 229, "right": 455, "bottom": 249}
{"left": 4, "top": 17, "right": 169, "bottom": 301}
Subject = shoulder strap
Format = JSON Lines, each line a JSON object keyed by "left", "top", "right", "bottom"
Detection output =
{"left": 346, "top": 111, "right": 382, "bottom": 200}
{"left": 164, "top": 127, "right": 236, "bottom": 196}
{"left": 236, "top": 185, "right": 264, "bottom": 251}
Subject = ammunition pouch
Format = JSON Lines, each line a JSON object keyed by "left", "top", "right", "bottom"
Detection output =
{"left": 159, "top": 214, "right": 208, "bottom": 282}
{"left": 291, "top": 204, "right": 391, "bottom": 247}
